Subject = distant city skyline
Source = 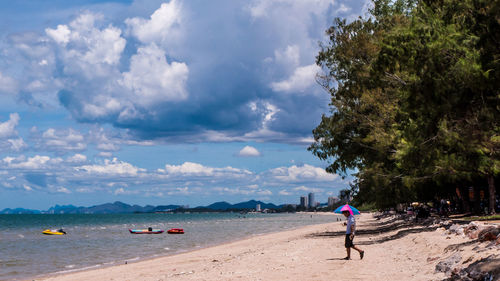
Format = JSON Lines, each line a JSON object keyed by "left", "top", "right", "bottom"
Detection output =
{"left": 308, "top": 192, "right": 315, "bottom": 208}
{"left": 0, "top": 0, "right": 365, "bottom": 209}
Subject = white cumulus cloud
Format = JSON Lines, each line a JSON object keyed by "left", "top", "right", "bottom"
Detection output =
{"left": 4, "top": 155, "right": 63, "bottom": 170}
{"left": 7, "top": 138, "right": 27, "bottom": 151}
{"left": 125, "top": 0, "right": 182, "bottom": 44}
{"left": 279, "top": 189, "right": 292, "bottom": 195}
{"left": 45, "top": 24, "right": 71, "bottom": 46}
{"left": 54, "top": 186, "right": 71, "bottom": 194}
{"left": 270, "top": 64, "right": 320, "bottom": 93}
{"left": 120, "top": 43, "right": 189, "bottom": 105}
{"left": 293, "top": 185, "right": 324, "bottom": 193}
{"left": 238, "top": 145, "right": 261, "bottom": 157}
{"left": 76, "top": 158, "right": 145, "bottom": 176}
{"left": 67, "top": 154, "right": 87, "bottom": 163}
{"left": 268, "top": 164, "right": 338, "bottom": 182}
{"left": 273, "top": 45, "right": 300, "bottom": 67}
{"left": 160, "top": 162, "right": 252, "bottom": 177}
{"left": 0, "top": 113, "right": 20, "bottom": 139}
{"left": 0, "top": 72, "right": 18, "bottom": 94}
{"left": 36, "top": 128, "right": 87, "bottom": 153}
{"left": 45, "top": 12, "right": 126, "bottom": 72}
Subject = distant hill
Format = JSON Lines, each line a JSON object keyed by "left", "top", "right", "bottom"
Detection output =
{"left": 205, "top": 201, "right": 233, "bottom": 210}
{"left": 200, "top": 200, "right": 279, "bottom": 211}
{"left": 46, "top": 204, "right": 83, "bottom": 214}
{"left": 0, "top": 208, "right": 41, "bottom": 214}
{"left": 1, "top": 202, "right": 182, "bottom": 214}
{"left": 47, "top": 202, "right": 181, "bottom": 214}
{"left": 1, "top": 200, "right": 286, "bottom": 214}
{"left": 232, "top": 200, "right": 278, "bottom": 210}
{"left": 84, "top": 201, "right": 154, "bottom": 214}
{"left": 152, "top": 205, "right": 183, "bottom": 212}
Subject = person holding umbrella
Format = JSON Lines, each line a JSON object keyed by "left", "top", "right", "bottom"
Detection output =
{"left": 335, "top": 204, "right": 365, "bottom": 260}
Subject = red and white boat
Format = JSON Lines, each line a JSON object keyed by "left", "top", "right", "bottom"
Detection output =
{"left": 129, "top": 228, "right": 164, "bottom": 234}
{"left": 167, "top": 228, "right": 184, "bottom": 234}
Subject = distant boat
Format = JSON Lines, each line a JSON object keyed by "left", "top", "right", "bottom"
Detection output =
{"left": 42, "top": 229, "right": 66, "bottom": 235}
{"left": 167, "top": 228, "right": 184, "bottom": 234}
{"left": 129, "top": 228, "right": 164, "bottom": 234}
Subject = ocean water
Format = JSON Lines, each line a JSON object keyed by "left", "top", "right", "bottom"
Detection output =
{"left": 0, "top": 212, "right": 338, "bottom": 280}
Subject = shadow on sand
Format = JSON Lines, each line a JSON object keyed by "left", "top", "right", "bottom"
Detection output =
{"left": 309, "top": 216, "right": 439, "bottom": 245}
{"left": 443, "top": 240, "right": 477, "bottom": 252}
{"left": 326, "top": 257, "right": 352, "bottom": 261}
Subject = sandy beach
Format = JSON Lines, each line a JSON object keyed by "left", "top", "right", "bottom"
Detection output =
{"left": 33, "top": 213, "right": 500, "bottom": 281}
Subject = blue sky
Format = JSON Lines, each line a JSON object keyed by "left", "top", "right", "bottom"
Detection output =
{"left": 0, "top": 0, "right": 368, "bottom": 209}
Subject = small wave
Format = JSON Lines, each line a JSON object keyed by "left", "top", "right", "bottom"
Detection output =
{"left": 164, "top": 247, "right": 170, "bottom": 251}
{"left": 55, "top": 264, "right": 101, "bottom": 274}
{"left": 18, "top": 234, "right": 24, "bottom": 238}
{"left": 65, "top": 264, "right": 75, "bottom": 269}
{"left": 126, "top": 257, "right": 140, "bottom": 262}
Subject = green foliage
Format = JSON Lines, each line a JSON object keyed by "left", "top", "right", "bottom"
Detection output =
{"left": 461, "top": 214, "right": 500, "bottom": 221}
{"left": 356, "top": 202, "right": 378, "bottom": 212}
{"left": 310, "top": 0, "right": 500, "bottom": 211}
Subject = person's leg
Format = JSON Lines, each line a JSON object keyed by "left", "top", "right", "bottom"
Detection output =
{"left": 344, "top": 234, "right": 351, "bottom": 259}
{"left": 352, "top": 245, "right": 364, "bottom": 259}
{"left": 344, "top": 248, "right": 351, "bottom": 260}
{"left": 349, "top": 234, "right": 364, "bottom": 259}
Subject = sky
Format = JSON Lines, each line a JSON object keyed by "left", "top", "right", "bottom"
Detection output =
{"left": 0, "top": 0, "right": 369, "bottom": 210}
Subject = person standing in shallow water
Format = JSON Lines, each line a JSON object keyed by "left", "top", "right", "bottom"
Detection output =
{"left": 342, "top": 210, "right": 364, "bottom": 260}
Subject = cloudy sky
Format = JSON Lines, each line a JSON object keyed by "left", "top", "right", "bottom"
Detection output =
{"left": 0, "top": 0, "right": 368, "bottom": 209}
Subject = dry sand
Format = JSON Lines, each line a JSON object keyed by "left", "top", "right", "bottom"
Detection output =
{"left": 33, "top": 213, "right": 499, "bottom": 281}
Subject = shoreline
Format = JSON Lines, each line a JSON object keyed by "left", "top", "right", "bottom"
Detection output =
{"left": 31, "top": 213, "right": 500, "bottom": 281}
{"left": 29, "top": 213, "right": 342, "bottom": 281}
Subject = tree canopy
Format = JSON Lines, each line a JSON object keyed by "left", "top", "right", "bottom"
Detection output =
{"left": 310, "top": 0, "right": 499, "bottom": 212}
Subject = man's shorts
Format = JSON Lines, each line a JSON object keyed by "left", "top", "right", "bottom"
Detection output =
{"left": 345, "top": 234, "right": 354, "bottom": 248}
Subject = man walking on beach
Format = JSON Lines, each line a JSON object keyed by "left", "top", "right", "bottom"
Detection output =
{"left": 342, "top": 210, "right": 364, "bottom": 260}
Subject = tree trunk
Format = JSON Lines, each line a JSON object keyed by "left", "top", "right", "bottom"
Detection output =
{"left": 459, "top": 186, "right": 471, "bottom": 213}
{"left": 488, "top": 175, "right": 496, "bottom": 215}
{"left": 473, "top": 186, "right": 481, "bottom": 214}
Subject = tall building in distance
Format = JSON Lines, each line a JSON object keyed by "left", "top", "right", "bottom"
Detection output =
{"left": 308, "top": 192, "right": 315, "bottom": 208}
{"left": 300, "top": 196, "right": 308, "bottom": 208}
{"left": 328, "top": 196, "right": 340, "bottom": 207}
{"left": 256, "top": 204, "right": 261, "bottom": 212}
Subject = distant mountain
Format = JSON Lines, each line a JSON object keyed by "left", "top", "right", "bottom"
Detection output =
{"left": 46, "top": 204, "right": 82, "bottom": 214}
{"left": 232, "top": 200, "right": 278, "bottom": 210}
{"left": 0, "top": 208, "right": 41, "bottom": 214}
{"left": 205, "top": 201, "right": 233, "bottom": 210}
{"left": 153, "top": 205, "right": 182, "bottom": 212}
{"left": 201, "top": 200, "right": 279, "bottom": 211}
{"left": 1, "top": 200, "right": 286, "bottom": 214}
{"left": 44, "top": 202, "right": 181, "bottom": 214}
{"left": 85, "top": 201, "right": 148, "bottom": 214}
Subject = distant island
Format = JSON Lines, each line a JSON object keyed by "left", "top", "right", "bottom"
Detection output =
{"left": 0, "top": 200, "right": 326, "bottom": 214}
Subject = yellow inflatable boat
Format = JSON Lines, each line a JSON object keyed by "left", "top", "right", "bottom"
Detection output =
{"left": 42, "top": 229, "right": 66, "bottom": 235}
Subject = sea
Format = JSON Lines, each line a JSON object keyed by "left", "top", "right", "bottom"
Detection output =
{"left": 0, "top": 212, "right": 338, "bottom": 280}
